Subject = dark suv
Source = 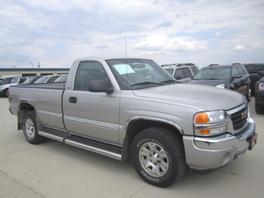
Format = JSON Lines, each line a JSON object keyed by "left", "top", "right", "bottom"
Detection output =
{"left": 255, "top": 76, "right": 264, "bottom": 114}
{"left": 245, "top": 64, "right": 264, "bottom": 96}
{"left": 189, "top": 64, "right": 251, "bottom": 100}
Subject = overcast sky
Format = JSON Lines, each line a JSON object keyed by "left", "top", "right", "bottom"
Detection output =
{"left": 0, "top": 0, "right": 264, "bottom": 68}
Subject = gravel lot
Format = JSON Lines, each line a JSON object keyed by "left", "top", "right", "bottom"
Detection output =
{"left": 0, "top": 97, "right": 263, "bottom": 198}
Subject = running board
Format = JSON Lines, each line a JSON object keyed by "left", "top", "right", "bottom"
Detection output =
{"left": 38, "top": 131, "right": 122, "bottom": 161}
{"left": 64, "top": 139, "right": 122, "bottom": 160}
{"left": 39, "top": 131, "right": 64, "bottom": 142}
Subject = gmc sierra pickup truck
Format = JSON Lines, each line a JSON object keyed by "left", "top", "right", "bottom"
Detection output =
{"left": 9, "top": 58, "right": 257, "bottom": 187}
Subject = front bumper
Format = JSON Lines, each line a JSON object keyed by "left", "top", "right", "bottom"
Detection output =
{"left": 255, "top": 90, "right": 264, "bottom": 105}
{"left": 183, "top": 118, "right": 256, "bottom": 170}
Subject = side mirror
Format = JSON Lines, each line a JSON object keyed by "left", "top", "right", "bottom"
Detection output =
{"left": 89, "top": 79, "right": 114, "bottom": 94}
{"left": 232, "top": 74, "right": 242, "bottom": 80}
{"left": 175, "top": 75, "right": 183, "bottom": 80}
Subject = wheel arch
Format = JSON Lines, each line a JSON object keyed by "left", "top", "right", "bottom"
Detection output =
{"left": 122, "top": 117, "right": 184, "bottom": 161}
{"left": 17, "top": 101, "right": 36, "bottom": 130}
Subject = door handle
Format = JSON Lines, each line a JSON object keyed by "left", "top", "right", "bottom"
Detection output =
{"left": 69, "top": 97, "right": 77, "bottom": 103}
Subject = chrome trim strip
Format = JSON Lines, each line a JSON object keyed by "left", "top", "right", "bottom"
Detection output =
{"left": 64, "top": 139, "right": 122, "bottom": 160}
{"left": 226, "top": 103, "right": 247, "bottom": 115}
{"left": 38, "top": 131, "right": 64, "bottom": 142}
{"left": 194, "top": 120, "right": 228, "bottom": 129}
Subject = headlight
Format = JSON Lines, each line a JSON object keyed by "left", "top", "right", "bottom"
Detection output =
{"left": 259, "top": 83, "right": 264, "bottom": 90}
{"left": 194, "top": 110, "right": 227, "bottom": 136}
{"left": 216, "top": 84, "right": 225, "bottom": 88}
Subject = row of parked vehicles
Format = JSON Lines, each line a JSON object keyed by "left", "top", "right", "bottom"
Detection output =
{"left": 0, "top": 74, "right": 67, "bottom": 97}
{"left": 162, "top": 63, "right": 264, "bottom": 114}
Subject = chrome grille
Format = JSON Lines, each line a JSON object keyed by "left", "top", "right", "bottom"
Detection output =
{"left": 230, "top": 106, "right": 248, "bottom": 131}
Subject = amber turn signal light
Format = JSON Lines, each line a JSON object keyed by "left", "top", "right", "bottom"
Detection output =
{"left": 194, "top": 113, "right": 209, "bottom": 124}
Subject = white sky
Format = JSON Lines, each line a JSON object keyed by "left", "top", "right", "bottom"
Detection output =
{"left": 0, "top": 0, "right": 264, "bottom": 68}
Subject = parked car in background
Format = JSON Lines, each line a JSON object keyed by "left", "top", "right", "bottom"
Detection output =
{"left": 22, "top": 76, "right": 43, "bottom": 85}
{"left": 245, "top": 63, "right": 264, "bottom": 96}
{"left": 34, "top": 75, "right": 60, "bottom": 84}
{"left": 189, "top": 64, "right": 251, "bottom": 100}
{"left": 255, "top": 76, "right": 264, "bottom": 114}
{"left": 162, "top": 63, "right": 199, "bottom": 82}
{"left": 54, "top": 74, "right": 68, "bottom": 83}
{"left": 9, "top": 57, "right": 257, "bottom": 187}
{"left": 0, "top": 76, "right": 27, "bottom": 97}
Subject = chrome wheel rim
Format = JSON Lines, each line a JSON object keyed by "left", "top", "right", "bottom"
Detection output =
{"left": 139, "top": 142, "right": 169, "bottom": 178}
{"left": 25, "top": 118, "right": 35, "bottom": 139}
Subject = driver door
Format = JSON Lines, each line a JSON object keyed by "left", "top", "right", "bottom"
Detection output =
{"left": 63, "top": 61, "right": 120, "bottom": 144}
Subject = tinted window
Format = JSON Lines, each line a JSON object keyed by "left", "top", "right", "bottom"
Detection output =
{"left": 0, "top": 79, "right": 3, "bottom": 85}
{"left": 175, "top": 68, "right": 192, "bottom": 79}
{"left": 74, "top": 61, "right": 109, "bottom": 91}
{"left": 194, "top": 67, "right": 231, "bottom": 80}
{"left": 245, "top": 64, "right": 264, "bottom": 73}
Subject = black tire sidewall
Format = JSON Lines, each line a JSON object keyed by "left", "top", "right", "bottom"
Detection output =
{"left": 255, "top": 102, "right": 264, "bottom": 114}
{"left": 134, "top": 137, "right": 174, "bottom": 185}
{"left": 131, "top": 128, "right": 185, "bottom": 187}
{"left": 22, "top": 113, "right": 38, "bottom": 143}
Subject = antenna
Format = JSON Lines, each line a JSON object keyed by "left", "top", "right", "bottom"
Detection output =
{"left": 124, "top": 33, "right": 128, "bottom": 59}
{"left": 123, "top": 33, "right": 129, "bottom": 89}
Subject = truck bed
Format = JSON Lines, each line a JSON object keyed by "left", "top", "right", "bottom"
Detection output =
{"left": 10, "top": 82, "right": 65, "bottom": 130}
{"left": 15, "top": 82, "right": 65, "bottom": 90}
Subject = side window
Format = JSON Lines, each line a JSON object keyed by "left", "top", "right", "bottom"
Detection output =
{"left": 174, "top": 68, "right": 185, "bottom": 79}
{"left": 183, "top": 68, "right": 192, "bottom": 78}
{"left": 238, "top": 66, "right": 245, "bottom": 75}
{"left": 74, "top": 61, "right": 109, "bottom": 91}
{"left": 232, "top": 67, "right": 241, "bottom": 77}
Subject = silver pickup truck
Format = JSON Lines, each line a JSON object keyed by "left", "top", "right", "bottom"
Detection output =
{"left": 9, "top": 58, "right": 257, "bottom": 187}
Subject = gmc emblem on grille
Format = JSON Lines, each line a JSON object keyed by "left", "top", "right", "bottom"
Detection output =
{"left": 241, "top": 111, "right": 247, "bottom": 119}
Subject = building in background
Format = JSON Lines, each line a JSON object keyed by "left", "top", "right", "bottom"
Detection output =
{"left": 0, "top": 68, "right": 69, "bottom": 77}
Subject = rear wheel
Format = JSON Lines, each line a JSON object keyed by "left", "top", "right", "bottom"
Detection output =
{"left": 255, "top": 102, "right": 264, "bottom": 114}
{"left": 131, "top": 127, "right": 186, "bottom": 187}
{"left": 22, "top": 112, "right": 46, "bottom": 144}
{"left": 3, "top": 89, "right": 9, "bottom": 97}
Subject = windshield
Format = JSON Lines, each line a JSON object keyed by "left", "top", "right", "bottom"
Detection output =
{"left": 165, "top": 68, "right": 174, "bottom": 75}
{"left": 55, "top": 75, "right": 67, "bottom": 83}
{"left": 34, "top": 76, "right": 49, "bottom": 84}
{"left": 193, "top": 67, "right": 231, "bottom": 80}
{"left": 0, "top": 79, "right": 3, "bottom": 85}
{"left": 106, "top": 59, "right": 176, "bottom": 89}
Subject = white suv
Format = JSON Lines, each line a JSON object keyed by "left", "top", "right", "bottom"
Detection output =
{"left": 162, "top": 63, "right": 199, "bottom": 82}
{"left": 0, "top": 76, "right": 27, "bottom": 97}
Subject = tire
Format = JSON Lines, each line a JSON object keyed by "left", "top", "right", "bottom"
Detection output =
{"left": 255, "top": 102, "right": 264, "bottom": 114}
{"left": 3, "top": 89, "right": 9, "bottom": 97}
{"left": 22, "top": 112, "right": 46, "bottom": 144}
{"left": 131, "top": 127, "right": 186, "bottom": 187}
{"left": 246, "top": 88, "right": 250, "bottom": 101}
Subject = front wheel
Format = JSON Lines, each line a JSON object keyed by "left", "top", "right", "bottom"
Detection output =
{"left": 131, "top": 127, "right": 186, "bottom": 187}
{"left": 22, "top": 112, "right": 46, "bottom": 144}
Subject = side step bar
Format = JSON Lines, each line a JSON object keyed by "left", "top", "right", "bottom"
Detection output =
{"left": 38, "top": 131, "right": 122, "bottom": 161}
{"left": 64, "top": 139, "right": 122, "bottom": 160}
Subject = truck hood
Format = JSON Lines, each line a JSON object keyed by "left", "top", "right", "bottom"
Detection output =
{"left": 133, "top": 84, "right": 245, "bottom": 111}
{"left": 188, "top": 79, "right": 227, "bottom": 87}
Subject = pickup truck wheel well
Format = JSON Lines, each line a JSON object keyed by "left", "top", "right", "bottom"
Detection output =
{"left": 123, "top": 119, "right": 183, "bottom": 161}
{"left": 18, "top": 103, "right": 36, "bottom": 130}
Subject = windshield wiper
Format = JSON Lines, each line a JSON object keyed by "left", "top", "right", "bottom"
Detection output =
{"left": 130, "top": 81, "right": 162, "bottom": 88}
{"left": 160, "top": 79, "right": 177, "bottom": 84}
